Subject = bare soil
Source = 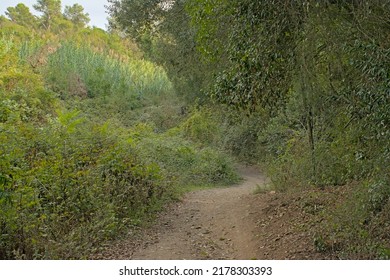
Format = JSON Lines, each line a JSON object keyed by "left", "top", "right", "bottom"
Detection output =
{"left": 93, "top": 165, "right": 335, "bottom": 260}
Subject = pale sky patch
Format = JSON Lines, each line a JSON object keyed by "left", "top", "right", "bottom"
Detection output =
{"left": 0, "top": 0, "right": 110, "bottom": 30}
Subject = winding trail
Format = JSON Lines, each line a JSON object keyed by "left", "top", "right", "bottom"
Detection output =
{"left": 95, "top": 164, "right": 323, "bottom": 260}
{"left": 132, "top": 165, "right": 266, "bottom": 260}
{"left": 97, "top": 165, "right": 268, "bottom": 259}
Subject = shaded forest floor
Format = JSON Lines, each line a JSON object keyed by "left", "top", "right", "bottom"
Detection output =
{"left": 92, "top": 165, "right": 352, "bottom": 260}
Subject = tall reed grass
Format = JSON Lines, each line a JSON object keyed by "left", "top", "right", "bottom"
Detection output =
{"left": 51, "top": 42, "right": 172, "bottom": 97}
{"left": 20, "top": 41, "right": 173, "bottom": 106}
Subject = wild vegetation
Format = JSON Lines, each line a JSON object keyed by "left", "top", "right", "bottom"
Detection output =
{"left": 1, "top": 0, "right": 389, "bottom": 260}
{"left": 0, "top": 1, "right": 238, "bottom": 259}
{"left": 109, "top": 0, "right": 390, "bottom": 259}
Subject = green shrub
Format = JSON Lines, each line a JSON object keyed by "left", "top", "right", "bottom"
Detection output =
{"left": 0, "top": 114, "right": 172, "bottom": 259}
{"left": 180, "top": 108, "right": 221, "bottom": 145}
{"left": 316, "top": 178, "right": 390, "bottom": 259}
{"left": 131, "top": 124, "right": 239, "bottom": 188}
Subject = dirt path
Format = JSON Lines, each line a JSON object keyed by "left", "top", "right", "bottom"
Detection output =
{"left": 132, "top": 165, "right": 266, "bottom": 260}
{"left": 95, "top": 165, "right": 324, "bottom": 260}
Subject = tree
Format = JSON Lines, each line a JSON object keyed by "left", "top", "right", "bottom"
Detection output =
{"left": 33, "top": 0, "right": 62, "bottom": 30}
{"left": 5, "top": 3, "right": 38, "bottom": 28}
{"left": 197, "top": 0, "right": 303, "bottom": 113}
{"left": 107, "top": 0, "right": 164, "bottom": 39}
{"left": 64, "top": 4, "right": 90, "bottom": 28}
{"left": 107, "top": 0, "right": 213, "bottom": 101}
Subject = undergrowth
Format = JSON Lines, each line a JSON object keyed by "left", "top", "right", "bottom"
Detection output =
{"left": 0, "top": 36, "right": 238, "bottom": 259}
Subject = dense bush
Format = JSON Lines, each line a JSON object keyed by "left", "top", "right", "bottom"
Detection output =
{"left": 0, "top": 35, "right": 239, "bottom": 259}
{"left": 132, "top": 123, "right": 239, "bottom": 187}
{"left": 314, "top": 177, "right": 390, "bottom": 259}
{"left": 0, "top": 117, "right": 169, "bottom": 259}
